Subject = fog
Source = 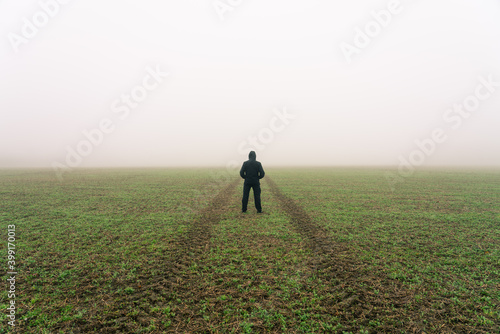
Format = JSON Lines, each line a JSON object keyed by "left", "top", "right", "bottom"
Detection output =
{"left": 1, "top": 0, "right": 500, "bottom": 170}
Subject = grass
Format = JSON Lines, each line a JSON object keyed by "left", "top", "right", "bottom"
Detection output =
{"left": 0, "top": 167, "right": 498, "bottom": 333}
{"left": 271, "top": 167, "right": 500, "bottom": 332}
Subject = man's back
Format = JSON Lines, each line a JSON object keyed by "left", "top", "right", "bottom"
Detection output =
{"left": 240, "top": 159, "right": 265, "bottom": 184}
{"left": 240, "top": 151, "right": 265, "bottom": 185}
{"left": 240, "top": 151, "right": 265, "bottom": 213}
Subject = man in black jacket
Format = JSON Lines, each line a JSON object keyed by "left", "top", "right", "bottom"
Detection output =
{"left": 240, "top": 151, "right": 265, "bottom": 213}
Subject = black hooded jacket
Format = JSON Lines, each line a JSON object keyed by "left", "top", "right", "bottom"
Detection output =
{"left": 240, "top": 151, "right": 265, "bottom": 185}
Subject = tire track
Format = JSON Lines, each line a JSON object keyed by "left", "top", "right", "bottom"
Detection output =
{"left": 78, "top": 178, "right": 240, "bottom": 333}
{"left": 266, "top": 176, "right": 424, "bottom": 333}
{"left": 162, "top": 177, "right": 240, "bottom": 331}
{"left": 170, "top": 177, "right": 240, "bottom": 268}
{"left": 266, "top": 176, "right": 348, "bottom": 256}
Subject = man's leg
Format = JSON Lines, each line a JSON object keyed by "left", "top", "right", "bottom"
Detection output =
{"left": 253, "top": 183, "right": 262, "bottom": 212}
{"left": 242, "top": 183, "right": 251, "bottom": 212}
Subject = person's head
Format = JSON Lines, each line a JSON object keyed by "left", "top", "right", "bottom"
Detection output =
{"left": 249, "top": 151, "right": 256, "bottom": 160}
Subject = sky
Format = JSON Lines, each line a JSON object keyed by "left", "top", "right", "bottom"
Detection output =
{"left": 1, "top": 0, "right": 500, "bottom": 169}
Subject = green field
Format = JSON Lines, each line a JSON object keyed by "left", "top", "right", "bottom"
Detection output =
{"left": 1, "top": 168, "right": 499, "bottom": 333}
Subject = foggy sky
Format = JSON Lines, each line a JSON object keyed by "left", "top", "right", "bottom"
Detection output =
{"left": 1, "top": 0, "right": 500, "bottom": 169}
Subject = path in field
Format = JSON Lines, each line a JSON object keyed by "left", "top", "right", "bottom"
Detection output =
{"left": 145, "top": 176, "right": 424, "bottom": 333}
{"left": 265, "top": 177, "right": 423, "bottom": 332}
{"left": 168, "top": 178, "right": 331, "bottom": 332}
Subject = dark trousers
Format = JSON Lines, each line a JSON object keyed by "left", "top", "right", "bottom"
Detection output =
{"left": 242, "top": 182, "right": 261, "bottom": 212}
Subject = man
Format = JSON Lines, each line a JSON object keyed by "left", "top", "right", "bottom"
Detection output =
{"left": 239, "top": 151, "right": 265, "bottom": 213}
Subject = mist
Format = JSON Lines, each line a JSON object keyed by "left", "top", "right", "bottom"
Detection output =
{"left": 1, "top": 0, "right": 500, "bottom": 169}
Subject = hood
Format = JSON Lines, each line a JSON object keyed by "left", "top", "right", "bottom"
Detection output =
{"left": 248, "top": 151, "right": 256, "bottom": 160}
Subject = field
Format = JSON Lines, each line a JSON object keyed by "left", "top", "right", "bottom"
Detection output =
{"left": 1, "top": 168, "right": 499, "bottom": 333}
